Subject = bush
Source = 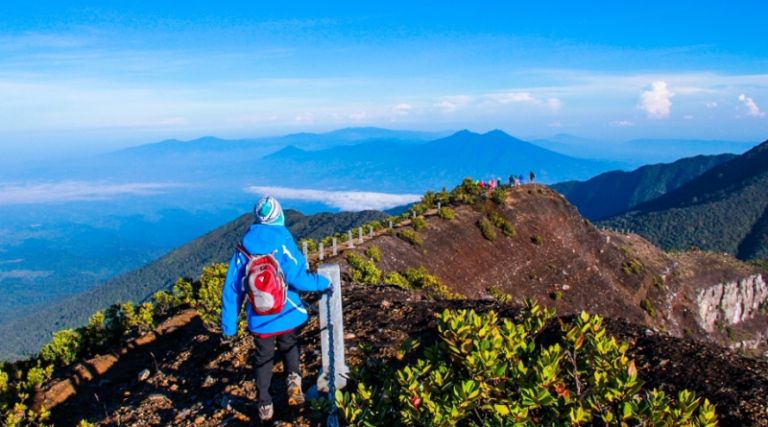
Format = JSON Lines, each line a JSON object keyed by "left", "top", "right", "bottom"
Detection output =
{"left": 383, "top": 271, "right": 411, "bottom": 290}
{"left": 397, "top": 229, "right": 423, "bottom": 246}
{"left": 346, "top": 252, "right": 381, "bottom": 285}
{"left": 477, "top": 218, "right": 497, "bottom": 241}
{"left": 550, "top": 291, "right": 562, "bottom": 301}
{"left": 641, "top": 298, "right": 657, "bottom": 318}
{"left": 437, "top": 207, "right": 455, "bottom": 220}
{"left": 40, "top": 329, "right": 81, "bottom": 366}
{"left": 364, "top": 245, "right": 382, "bottom": 262}
{"left": 487, "top": 286, "right": 513, "bottom": 303}
{"left": 404, "top": 266, "right": 464, "bottom": 300}
{"left": 531, "top": 235, "right": 543, "bottom": 245}
{"left": 491, "top": 187, "right": 507, "bottom": 204}
{"left": 411, "top": 217, "right": 428, "bottom": 231}
{"left": 488, "top": 212, "right": 516, "bottom": 237}
{"left": 299, "top": 238, "right": 318, "bottom": 253}
{"left": 335, "top": 302, "right": 717, "bottom": 427}
{"left": 623, "top": 259, "right": 642, "bottom": 275}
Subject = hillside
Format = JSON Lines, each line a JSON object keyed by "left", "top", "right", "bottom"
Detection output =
{"left": 551, "top": 153, "right": 736, "bottom": 220}
{"left": 599, "top": 139, "right": 768, "bottom": 260}
{"left": 30, "top": 183, "right": 768, "bottom": 427}
{"left": 0, "top": 209, "right": 387, "bottom": 361}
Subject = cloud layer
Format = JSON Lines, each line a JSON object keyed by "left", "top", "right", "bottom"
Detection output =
{"left": 0, "top": 182, "right": 177, "bottom": 205}
{"left": 638, "top": 81, "right": 675, "bottom": 119}
{"left": 244, "top": 186, "right": 420, "bottom": 211}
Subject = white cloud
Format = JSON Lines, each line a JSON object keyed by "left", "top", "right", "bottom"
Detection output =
{"left": 433, "top": 101, "right": 456, "bottom": 113}
{"left": 609, "top": 120, "right": 634, "bottom": 127}
{"left": 706, "top": 101, "right": 718, "bottom": 108}
{"left": 0, "top": 181, "right": 178, "bottom": 205}
{"left": 350, "top": 111, "right": 367, "bottom": 120}
{"left": 393, "top": 104, "right": 411, "bottom": 116}
{"left": 547, "top": 98, "right": 563, "bottom": 111}
{"left": 487, "top": 92, "right": 562, "bottom": 111}
{"left": 244, "top": 186, "right": 420, "bottom": 211}
{"left": 490, "top": 92, "right": 536, "bottom": 104}
{"left": 684, "top": 115, "right": 694, "bottom": 119}
{"left": 638, "top": 81, "right": 675, "bottom": 119}
{"left": 738, "top": 94, "right": 765, "bottom": 117}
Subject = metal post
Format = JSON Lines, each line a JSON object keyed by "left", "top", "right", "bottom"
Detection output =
{"left": 412, "top": 211, "right": 416, "bottom": 218}
{"left": 332, "top": 238, "right": 337, "bottom": 256}
{"left": 437, "top": 202, "right": 441, "bottom": 210}
{"left": 348, "top": 230, "right": 354, "bottom": 248}
{"left": 302, "top": 241, "right": 309, "bottom": 269}
{"left": 317, "top": 264, "right": 349, "bottom": 392}
{"left": 319, "top": 242, "right": 324, "bottom": 260}
{"left": 369, "top": 227, "right": 374, "bottom": 238}
{"left": 389, "top": 220, "right": 393, "bottom": 229}
{"left": 358, "top": 227, "right": 363, "bottom": 243}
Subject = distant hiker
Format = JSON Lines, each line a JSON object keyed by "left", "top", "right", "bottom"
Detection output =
{"left": 478, "top": 180, "right": 485, "bottom": 188}
{"left": 509, "top": 174, "right": 515, "bottom": 186}
{"left": 221, "top": 196, "right": 332, "bottom": 422}
{"left": 497, "top": 177, "right": 502, "bottom": 188}
{"left": 529, "top": 171, "right": 536, "bottom": 183}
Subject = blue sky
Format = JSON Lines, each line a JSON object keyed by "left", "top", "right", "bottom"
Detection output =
{"left": 1, "top": 1, "right": 767, "bottom": 161}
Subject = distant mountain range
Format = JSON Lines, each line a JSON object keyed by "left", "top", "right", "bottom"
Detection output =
{"left": 0, "top": 208, "right": 387, "bottom": 361}
{"left": 533, "top": 134, "right": 753, "bottom": 167}
{"left": 599, "top": 139, "right": 768, "bottom": 260}
{"left": 551, "top": 154, "right": 736, "bottom": 220}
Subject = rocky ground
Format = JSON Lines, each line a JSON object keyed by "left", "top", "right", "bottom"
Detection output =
{"left": 41, "top": 282, "right": 768, "bottom": 427}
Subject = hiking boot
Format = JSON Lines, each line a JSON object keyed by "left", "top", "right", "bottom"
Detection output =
{"left": 286, "top": 373, "right": 305, "bottom": 405}
{"left": 258, "top": 404, "right": 273, "bottom": 421}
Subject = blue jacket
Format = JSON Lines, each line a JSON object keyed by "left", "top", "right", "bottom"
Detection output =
{"left": 220, "top": 224, "right": 330, "bottom": 337}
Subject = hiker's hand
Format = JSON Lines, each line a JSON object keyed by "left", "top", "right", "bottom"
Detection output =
{"left": 325, "top": 281, "right": 334, "bottom": 297}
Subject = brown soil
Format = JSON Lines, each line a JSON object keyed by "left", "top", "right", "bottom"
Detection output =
{"left": 42, "top": 284, "right": 768, "bottom": 427}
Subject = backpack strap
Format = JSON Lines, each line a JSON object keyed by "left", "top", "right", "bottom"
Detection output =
{"left": 236, "top": 243, "right": 251, "bottom": 258}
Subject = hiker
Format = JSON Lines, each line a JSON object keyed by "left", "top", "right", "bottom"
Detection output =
{"left": 529, "top": 171, "right": 536, "bottom": 183}
{"left": 220, "top": 196, "right": 332, "bottom": 422}
{"left": 519, "top": 174, "right": 525, "bottom": 185}
{"left": 497, "top": 177, "right": 502, "bottom": 188}
{"left": 509, "top": 174, "right": 515, "bottom": 187}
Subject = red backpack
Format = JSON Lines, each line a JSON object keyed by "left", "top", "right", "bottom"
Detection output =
{"left": 237, "top": 244, "right": 288, "bottom": 315}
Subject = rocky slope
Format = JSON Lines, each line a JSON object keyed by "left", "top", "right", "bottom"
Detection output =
{"left": 31, "top": 184, "right": 768, "bottom": 426}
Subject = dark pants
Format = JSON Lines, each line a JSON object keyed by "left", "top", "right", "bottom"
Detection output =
{"left": 253, "top": 329, "right": 300, "bottom": 406}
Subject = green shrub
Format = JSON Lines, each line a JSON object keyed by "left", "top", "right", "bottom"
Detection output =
{"left": 299, "top": 238, "right": 318, "bottom": 253}
{"left": 551, "top": 291, "right": 562, "bottom": 300}
{"left": 195, "top": 263, "right": 228, "bottom": 325}
{"left": 152, "top": 290, "right": 180, "bottom": 316}
{"left": 336, "top": 303, "right": 717, "bottom": 427}
{"left": 397, "top": 229, "right": 423, "bottom": 246}
{"left": 531, "top": 235, "right": 543, "bottom": 245}
{"left": 437, "top": 207, "right": 455, "bottom": 220}
{"left": 641, "top": 298, "right": 657, "bottom": 318}
{"left": 491, "top": 187, "right": 507, "bottom": 204}
{"left": 653, "top": 275, "right": 665, "bottom": 291}
{"left": 488, "top": 212, "right": 516, "bottom": 237}
{"left": 623, "top": 259, "right": 642, "bottom": 275}
{"left": 411, "top": 217, "right": 428, "bottom": 231}
{"left": 383, "top": 271, "right": 411, "bottom": 290}
{"left": 404, "top": 266, "right": 464, "bottom": 300}
{"left": 364, "top": 245, "right": 382, "bottom": 262}
{"left": 487, "top": 286, "right": 513, "bottom": 303}
{"left": 40, "top": 329, "right": 81, "bottom": 366}
{"left": 346, "top": 252, "right": 381, "bottom": 285}
{"left": 477, "top": 218, "right": 496, "bottom": 241}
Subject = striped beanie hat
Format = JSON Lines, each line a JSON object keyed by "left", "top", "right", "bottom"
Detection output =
{"left": 253, "top": 196, "right": 285, "bottom": 226}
